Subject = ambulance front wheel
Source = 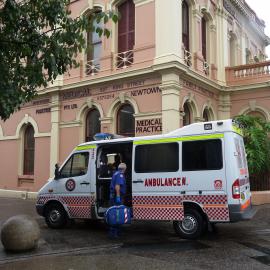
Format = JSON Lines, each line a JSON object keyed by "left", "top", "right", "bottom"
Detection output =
{"left": 173, "top": 208, "right": 204, "bottom": 239}
{"left": 45, "top": 203, "right": 67, "bottom": 229}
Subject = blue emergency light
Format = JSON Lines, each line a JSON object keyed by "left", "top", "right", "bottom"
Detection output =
{"left": 93, "top": 133, "right": 124, "bottom": 141}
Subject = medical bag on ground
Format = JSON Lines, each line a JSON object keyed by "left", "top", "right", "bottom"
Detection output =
{"left": 105, "top": 205, "right": 131, "bottom": 226}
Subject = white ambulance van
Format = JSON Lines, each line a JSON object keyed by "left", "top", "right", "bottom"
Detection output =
{"left": 36, "top": 119, "right": 255, "bottom": 239}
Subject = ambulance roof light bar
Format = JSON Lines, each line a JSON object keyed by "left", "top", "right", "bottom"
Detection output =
{"left": 93, "top": 133, "right": 124, "bottom": 141}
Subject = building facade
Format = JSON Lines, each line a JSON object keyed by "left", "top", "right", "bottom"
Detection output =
{"left": 0, "top": 0, "right": 270, "bottom": 192}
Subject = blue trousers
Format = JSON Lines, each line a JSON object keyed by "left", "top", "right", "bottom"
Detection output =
{"left": 108, "top": 196, "right": 123, "bottom": 238}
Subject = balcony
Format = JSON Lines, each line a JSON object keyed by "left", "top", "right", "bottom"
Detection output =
{"left": 226, "top": 61, "right": 270, "bottom": 86}
{"left": 77, "top": 45, "right": 155, "bottom": 83}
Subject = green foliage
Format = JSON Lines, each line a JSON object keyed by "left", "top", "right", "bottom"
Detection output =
{"left": 0, "top": 0, "right": 117, "bottom": 120}
{"left": 234, "top": 115, "right": 270, "bottom": 175}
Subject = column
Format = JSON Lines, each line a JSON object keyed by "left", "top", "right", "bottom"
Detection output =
{"left": 218, "top": 92, "right": 231, "bottom": 120}
{"left": 154, "top": 0, "right": 183, "bottom": 65}
{"left": 215, "top": 9, "right": 228, "bottom": 84}
{"left": 160, "top": 71, "right": 181, "bottom": 133}
{"left": 192, "top": 9, "right": 204, "bottom": 74}
{"left": 50, "top": 92, "right": 60, "bottom": 177}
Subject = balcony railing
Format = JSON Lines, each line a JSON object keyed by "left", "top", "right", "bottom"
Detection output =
{"left": 183, "top": 49, "right": 192, "bottom": 67}
{"left": 85, "top": 59, "right": 100, "bottom": 76}
{"left": 115, "top": 50, "right": 134, "bottom": 69}
{"left": 203, "top": 61, "right": 210, "bottom": 76}
{"left": 226, "top": 61, "right": 270, "bottom": 86}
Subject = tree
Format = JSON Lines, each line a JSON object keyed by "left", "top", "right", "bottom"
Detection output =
{"left": 234, "top": 115, "right": 270, "bottom": 175}
{"left": 0, "top": 0, "right": 117, "bottom": 120}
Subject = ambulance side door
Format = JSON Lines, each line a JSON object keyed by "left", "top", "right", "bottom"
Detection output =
{"left": 58, "top": 151, "right": 91, "bottom": 195}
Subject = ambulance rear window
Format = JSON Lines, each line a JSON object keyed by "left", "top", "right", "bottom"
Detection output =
{"left": 135, "top": 143, "right": 179, "bottom": 173}
{"left": 182, "top": 139, "right": 222, "bottom": 171}
{"left": 234, "top": 138, "right": 247, "bottom": 169}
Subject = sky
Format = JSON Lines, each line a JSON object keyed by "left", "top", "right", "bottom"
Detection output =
{"left": 245, "top": 0, "right": 270, "bottom": 59}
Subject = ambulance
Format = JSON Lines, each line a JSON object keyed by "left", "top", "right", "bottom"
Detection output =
{"left": 36, "top": 119, "right": 255, "bottom": 239}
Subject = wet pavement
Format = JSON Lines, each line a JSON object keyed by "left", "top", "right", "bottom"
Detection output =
{"left": 1, "top": 197, "right": 270, "bottom": 269}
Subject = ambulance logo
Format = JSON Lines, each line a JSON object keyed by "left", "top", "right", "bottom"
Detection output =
{"left": 66, "top": 179, "right": 76, "bottom": 191}
{"left": 214, "top": 180, "right": 223, "bottom": 190}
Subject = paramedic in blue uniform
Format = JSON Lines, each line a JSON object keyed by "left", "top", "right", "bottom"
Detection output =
{"left": 109, "top": 162, "right": 127, "bottom": 238}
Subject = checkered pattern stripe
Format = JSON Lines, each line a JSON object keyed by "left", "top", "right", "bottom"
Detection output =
{"left": 203, "top": 207, "right": 230, "bottom": 222}
{"left": 132, "top": 196, "right": 182, "bottom": 205}
{"left": 37, "top": 195, "right": 95, "bottom": 219}
{"left": 133, "top": 196, "right": 183, "bottom": 220}
{"left": 183, "top": 195, "right": 227, "bottom": 205}
{"left": 134, "top": 207, "right": 184, "bottom": 221}
{"left": 132, "top": 194, "right": 229, "bottom": 222}
{"left": 68, "top": 206, "right": 91, "bottom": 219}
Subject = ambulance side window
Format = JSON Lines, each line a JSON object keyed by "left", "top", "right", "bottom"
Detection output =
{"left": 182, "top": 139, "right": 222, "bottom": 171}
{"left": 135, "top": 143, "right": 179, "bottom": 173}
{"left": 60, "top": 152, "right": 89, "bottom": 178}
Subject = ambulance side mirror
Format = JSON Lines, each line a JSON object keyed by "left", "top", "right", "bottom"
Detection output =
{"left": 54, "top": 163, "right": 60, "bottom": 180}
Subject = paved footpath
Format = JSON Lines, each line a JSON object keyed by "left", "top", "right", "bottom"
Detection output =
{"left": 1, "top": 197, "right": 270, "bottom": 269}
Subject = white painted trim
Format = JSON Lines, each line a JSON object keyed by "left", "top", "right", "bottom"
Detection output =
{"left": 181, "top": 94, "right": 200, "bottom": 120}
{"left": 15, "top": 114, "right": 39, "bottom": 138}
{"left": 107, "top": 94, "right": 139, "bottom": 118}
{"left": 76, "top": 100, "right": 104, "bottom": 122}
{"left": 201, "top": 102, "right": 216, "bottom": 120}
{"left": 133, "top": 0, "right": 154, "bottom": 7}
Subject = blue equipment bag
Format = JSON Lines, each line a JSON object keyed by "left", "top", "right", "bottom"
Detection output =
{"left": 105, "top": 205, "right": 131, "bottom": 226}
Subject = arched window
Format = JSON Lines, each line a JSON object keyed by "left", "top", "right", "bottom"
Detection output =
{"left": 247, "top": 111, "right": 266, "bottom": 120}
{"left": 183, "top": 103, "right": 191, "bottom": 126}
{"left": 117, "top": 0, "right": 135, "bottom": 67}
{"left": 201, "top": 16, "right": 207, "bottom": 61}
{"left": 117, "top": 103, "right": 135, "bottom": 137}
{"left": 182, "top": 0, "right": 189, "bottom": 51}
{"left": 23, "top": 125, "right": 35, "bottom": 175}
{"left": 85, "top": 109, "right": 101, "bottom": 141}
{"left": 86, "top": 9, "right": 102, "bottom": 74}
{"left": 203, "top": 108, "right": 210, "bottom": 122}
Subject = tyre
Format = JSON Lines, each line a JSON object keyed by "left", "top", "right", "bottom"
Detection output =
{"left": 45, "top": 203, "right": 67, "bottom": 229}
{"left": 173, "top": 208, "right": 204, "bottom": 239}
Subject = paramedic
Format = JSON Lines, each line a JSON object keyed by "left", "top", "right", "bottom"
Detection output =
{"left": 110, "top": 163, "right": 127, "bottom": 205}
{"left": 108, "top": 163, "right": 127, "bottom": 238}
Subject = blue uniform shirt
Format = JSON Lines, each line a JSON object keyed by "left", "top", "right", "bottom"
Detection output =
{"left": 110, "top": 170, "right": 126, "bottom": 196}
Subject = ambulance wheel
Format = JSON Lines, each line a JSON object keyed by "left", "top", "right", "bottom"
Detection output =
{"left": 173, "top": 208, "right": 203, "bottom": 239}
{"left": 45, "top": 203, "right": 67, "bottom": 229}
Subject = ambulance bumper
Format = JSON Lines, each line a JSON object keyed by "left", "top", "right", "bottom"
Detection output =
{"left": 229, "top": 204, "right": 257, "bottom": 222}
{"left": 36, "top": 204, "right": 45, "bottom": 216}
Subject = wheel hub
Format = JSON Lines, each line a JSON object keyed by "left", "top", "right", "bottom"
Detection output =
{"left": 182, "top": 216, "right": 197, "bottom": 232}
{"left": 50, "top": 209, "right": 61, "bottom": 223}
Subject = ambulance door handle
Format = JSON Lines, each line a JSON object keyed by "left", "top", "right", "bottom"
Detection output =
{"left": 133, "top": 180, "right": 144, "bottom": 184}
{"left": 80, "top": 181, "right": 90, "bottom": 185}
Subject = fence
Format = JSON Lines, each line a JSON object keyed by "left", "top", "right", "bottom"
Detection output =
{"left": 250, "top": 172, "right": 270, "bottom": 191}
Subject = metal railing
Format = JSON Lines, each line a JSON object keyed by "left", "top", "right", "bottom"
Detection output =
{"left": 85, "top": 59, "right": 101, "bottom": 76}
{"left": 115, "top": 50, "right": 134, "bottom": 69}
{"left": 183, "top": 49, "right": 192, "bottom": 67}
{"left": 203, "top": 61, "right": 210, "bottom": 76}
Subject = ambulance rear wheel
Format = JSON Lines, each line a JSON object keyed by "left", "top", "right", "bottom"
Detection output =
{"left": 173, "top": 208, "right": 203, "bottom": 239}
{"left": 45, "top": 203, "right": 67, "bottom": 229}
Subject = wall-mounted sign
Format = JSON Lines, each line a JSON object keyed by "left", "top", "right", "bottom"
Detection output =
{"left": 64, "top": 104, "right": 78, "bottom": 110}
{"left": 36, "top": 108, "right": 51, "bottom": 114}
{"left": 131, "top": 87, "right": 161, "bottom": 97}
{"left": 136, "top": 118, "right": 162, "bottom": 134}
